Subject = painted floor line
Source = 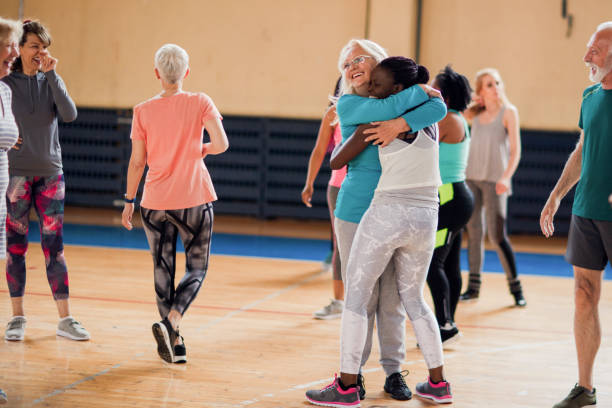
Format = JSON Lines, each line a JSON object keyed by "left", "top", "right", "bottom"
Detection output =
{"left": 238, "top": 339, "right": 572, "bottom": 406}
{"left": 26, "top": 269, "right": 327, "bottom": 406}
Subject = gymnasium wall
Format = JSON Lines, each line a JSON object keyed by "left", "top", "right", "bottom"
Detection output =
{"left": 1, "top": 0, "right": 608, "bottom": 130}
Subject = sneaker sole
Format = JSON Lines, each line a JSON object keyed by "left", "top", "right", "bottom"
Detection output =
{"left": 4, "top": 334, "right": 24, "bottom": 341}
{"left": 173, "top": 355, "right": 187, "bottom": 364}
{"left": 56, "top": 330, "right": 90, "bottom": 341}
{"left": 305, "top": 396, "right": 360, "bottom": 407}
{"left": 442, "top": 332, "right": 463, "bottom": 348}
{"left": 313, "top": 313, "right": 342, "bottom": 320}
{"left": 152, "top": 322, "right": 173, "bottom": 363}
{"left": 459, "top": 297, "right": 478, "bottom": 303}
{"left": 415, "top": 391, "right": 453, "bottom": 404}
{"left": 383, "top": 386, "right": 412, "bottom": 401}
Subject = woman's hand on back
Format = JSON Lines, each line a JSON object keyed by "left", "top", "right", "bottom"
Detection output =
{"left": 418, "top": 84, "right": 442, "bottom": 99}
{"left": 363, "top": 117, "right": 409, "bottom": 147}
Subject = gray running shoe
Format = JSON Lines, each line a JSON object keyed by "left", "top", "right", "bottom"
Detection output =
{"left": 57, "top": 317, "right": 90, "bottom": 341}
{"left": 305, "top": 374, "right": 360, "bottom": 407}
{"left": 0, "top": 388, "right": 7, "bottom": 404}
{"left": 5, "top": 316, "right": 26, "bottom": 341}
{"left": 415, "top": 377, "right": 453, "bottom": 404}
{"left": 313, "top": 299, "right": 343, "bottom": 320}
{"left": 553, "top": 384, "right": 596, "bottom": 408}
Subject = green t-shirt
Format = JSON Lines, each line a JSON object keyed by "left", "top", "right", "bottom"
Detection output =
{"left": 574, "top": 84, "right": 612, "bottom": 221}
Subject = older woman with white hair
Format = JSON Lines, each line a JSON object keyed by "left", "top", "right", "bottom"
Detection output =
{"left": 0, "top": 16, "right": 21, "bottom": 405}
{"left": 122, "top": 43, "right": 228, "bottom": 364}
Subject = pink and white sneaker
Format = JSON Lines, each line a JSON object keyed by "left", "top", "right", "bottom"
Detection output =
{"left": 415, "top": 377, "right": 453, "bottom": 404}
{"left": 305, "top": 374, "right": 360, "bottom": 407}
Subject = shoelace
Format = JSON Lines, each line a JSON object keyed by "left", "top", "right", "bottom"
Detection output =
{"left": 395, "top": 370, "right": 409, "bottom": 388}
{"left": 7, "top": 319, "right": 24, "bottom": 330}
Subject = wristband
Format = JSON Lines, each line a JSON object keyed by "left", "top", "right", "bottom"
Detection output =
{"left": 124, "top": 194, "right": 135, "bottom": 204}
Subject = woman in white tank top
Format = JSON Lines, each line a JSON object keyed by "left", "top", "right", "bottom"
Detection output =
{"left": 310, "top": 57, "right": 453, "bottom": 405}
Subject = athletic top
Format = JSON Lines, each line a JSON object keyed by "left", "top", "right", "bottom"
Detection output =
{"left": 328, "top": 125, "right": 347, "bottom": 188}
{"left": 0, "top": 83, "right": 18, "bottom": 151}
{"left": 131, "top": 91, "right": 222, "bottom": 210}
{"left": 465, "top": 106, "right": 509, "bottom": 184}
{"left": 439, "top": 109, "right": 470, "bottom": 184}
{"left": 334, "top": 86, "right": 446, "bottom": 223}
{"left": 2, "top": 70, "right": 77, "bottom": 177}
{"left": 376, "top": 125, "right": 441, "bottom": 193}
{"left": 574, "top": 84, "right": 612, "bottom": 221}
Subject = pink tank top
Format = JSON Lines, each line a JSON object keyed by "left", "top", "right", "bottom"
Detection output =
{"left": 328, "top": 125, "right": 347, "bottom": 188}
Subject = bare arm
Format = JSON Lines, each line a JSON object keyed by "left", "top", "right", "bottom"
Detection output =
{"left": 302, "top": 106, "right": 336, "bottom": 207}
{"left": 201, "top": 117, "right": 229, "bottom": 157}
{"left": 496, "top": 105, "right": 521, "bottom": 194}
{"left": 330, "top": 124, "right": 376, "bottom": 170}
{"left": 122, "top": 139, "right": 147, "bottom": 230}
{"left": 539, "top": 132, "right": 584, "bottom": 237}
{"left": 438, "top": 113, "right": 465, "bottom": 144}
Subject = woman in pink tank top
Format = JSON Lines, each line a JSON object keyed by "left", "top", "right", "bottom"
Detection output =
{"left": 301, "top": 79, "right": 347, "bottom": 319}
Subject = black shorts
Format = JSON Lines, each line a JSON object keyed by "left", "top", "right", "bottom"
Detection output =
{"left": 565, "top": 215, "right": 612, "bottom": 270}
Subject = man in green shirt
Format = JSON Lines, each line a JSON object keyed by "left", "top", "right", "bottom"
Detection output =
{"left": 540, "top": 22, "right": 612, "bottom": 408}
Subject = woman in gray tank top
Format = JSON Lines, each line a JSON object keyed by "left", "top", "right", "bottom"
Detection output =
{"left": 460, "top": 68, "right": 526, "bottom": 307}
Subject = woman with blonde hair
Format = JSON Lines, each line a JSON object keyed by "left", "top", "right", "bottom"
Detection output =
{"left": 460, "top": 68, "right": 525, "bottom": 306}
{"left": 122, "top": 43, "right": 228, "bottom": 364}
{"left": 0, "top": 15, "right": 22, "bottom": 405}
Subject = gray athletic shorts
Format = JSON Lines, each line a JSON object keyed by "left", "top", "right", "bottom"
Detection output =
{"left": 565, "top": 214, "right": 612, "bottom": 271}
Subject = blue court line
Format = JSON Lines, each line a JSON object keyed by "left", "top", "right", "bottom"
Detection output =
{"left": 26, "top": 222, "right": 612, "bottom": 280}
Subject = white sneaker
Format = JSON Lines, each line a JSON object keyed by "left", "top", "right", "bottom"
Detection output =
{"left": 5, "top": 316, "right": 26, "bottom": 341}
{"left": 57, "top": 317, "right": 90, "bottom": 341}
{"left": 313, "top": 299, "right": 343, "bottom": 320}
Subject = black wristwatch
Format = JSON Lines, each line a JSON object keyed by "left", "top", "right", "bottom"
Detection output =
{"left": 124, "top": 194, "right": 135, "bottom": 204}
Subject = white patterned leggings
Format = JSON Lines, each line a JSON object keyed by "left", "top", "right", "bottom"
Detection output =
{"left": 341, "top": 201, "right": 443, "bottom": 374}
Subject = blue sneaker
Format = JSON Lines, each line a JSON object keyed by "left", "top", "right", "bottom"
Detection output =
{"left": 305, "top": 374, "right": 360, "bottom": 407}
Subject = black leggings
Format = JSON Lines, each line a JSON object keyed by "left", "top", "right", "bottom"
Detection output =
{"left": 141, "top": 203, "right": 213, "bottom": 318}
{"left": 426, "top": 181, "right": 474, "bottom": 326}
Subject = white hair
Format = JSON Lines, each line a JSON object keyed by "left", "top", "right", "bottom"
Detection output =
{"left": 154, "top": 44, "right": 189, "bottom": 84}
{"left": 337, "top": 39, "right": 388, "bottom": 96}
{"left": 0, "top": 17, "right": 22, "bottom": 45}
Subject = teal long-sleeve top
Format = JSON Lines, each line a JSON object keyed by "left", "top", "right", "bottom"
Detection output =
{"left": 334, "top": 85, "right": 447, "bottom": 223}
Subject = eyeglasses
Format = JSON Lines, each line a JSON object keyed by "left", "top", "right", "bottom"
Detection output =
{"left": 342, "top": 55, "right": 372, "bottom": 71}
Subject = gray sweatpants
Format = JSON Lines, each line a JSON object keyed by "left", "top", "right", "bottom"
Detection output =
{"left": 339, "top": 203, "right": 443, "bottom": 374}
{"left": 465, "top": 180, "right": 522, "bottom": 294}
{"left": 335, "top": 218, "right": 406, "bottom": 376}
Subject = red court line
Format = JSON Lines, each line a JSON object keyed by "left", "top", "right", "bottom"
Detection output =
{"left": 0, "top": 289, "right": 571, "bottom": 335}
{"left": 0, "top": 289, "right": 311, "bottom": 317}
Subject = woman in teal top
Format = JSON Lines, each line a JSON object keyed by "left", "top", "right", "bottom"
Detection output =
{"left": 425, "top": 66, "right": 474, "bottom": 346}
{"left": 308, "top": 39, "right": 446, "bottom": 402}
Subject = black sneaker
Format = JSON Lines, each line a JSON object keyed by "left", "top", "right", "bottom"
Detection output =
{"left": 173, "top": 335, "right": 186, "bottom": 363}
{"left": 357, "top": 373, "right": 366, "bottom": 400}
{"left": 152, "top": 317, "right": 177, "bottom": 363}
{"left": 459, "top": 288, "right": 479, "bottom": 302}
{"left": 513, "top": 292, "right": 527, "bottom": 307}
{"left": 440, "top": 323, "right": 462, "bottom": 347}
{"left": 384, "top": 370, "right": 412, "bottom": 400}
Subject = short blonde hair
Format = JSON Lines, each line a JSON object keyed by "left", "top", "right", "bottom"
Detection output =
{"left": 154, "top": 44, "right": 189, "bottom": 84}
{"left": 0, "top": 17, "right": 22, "bottom": 46}
{"left": 337, "top": 39, "right": 388, "bottom": 96}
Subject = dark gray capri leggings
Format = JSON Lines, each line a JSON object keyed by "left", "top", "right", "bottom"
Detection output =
{"left": 141, "top": 202, "right": 213, "bottom": 318}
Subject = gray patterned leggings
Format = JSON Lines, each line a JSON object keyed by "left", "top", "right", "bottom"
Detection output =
{"left": 341, "top": 201, "right": 443, "bottom": 374}
{"left": 141, "top": 203, "right": 213, "bottom": 318}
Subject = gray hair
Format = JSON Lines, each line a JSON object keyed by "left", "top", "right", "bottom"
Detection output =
{"left": 592, "top": 21, "right": 612, "bottom": 55}
{"left": 337, "top": 39, "right": 388, "bottom": 96}
{"left": 154, "top": 44, "right": 189, "bottom": 84}
{"left": 0, "top": 17, "right": 22, "bottom": 45}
